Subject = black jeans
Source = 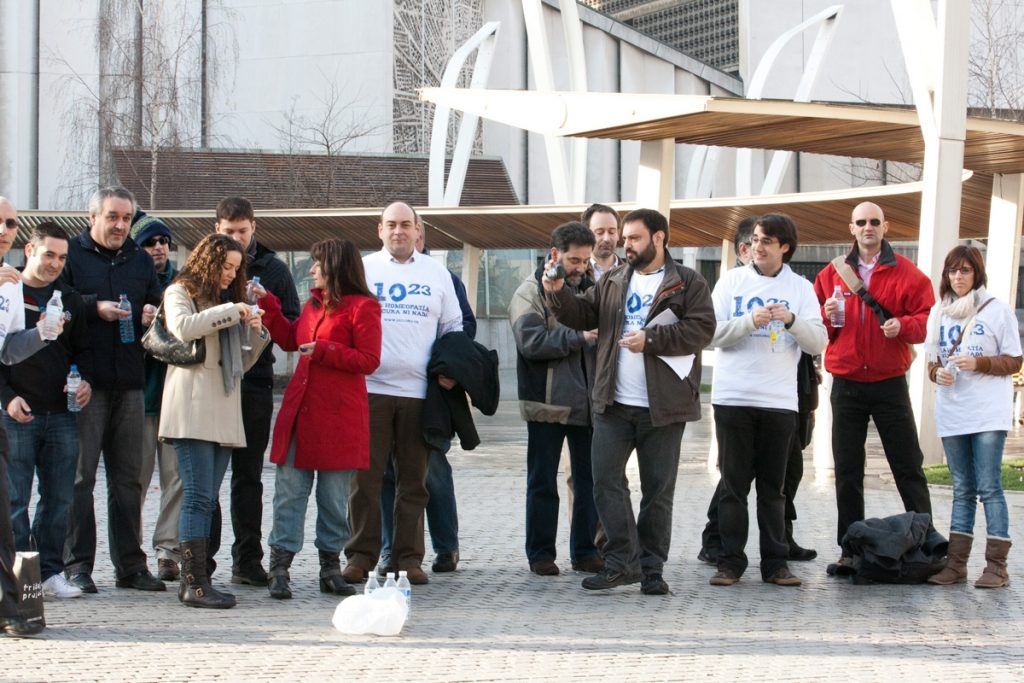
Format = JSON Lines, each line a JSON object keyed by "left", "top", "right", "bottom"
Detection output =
{"left": 591, "top": 403, "right": 685, "bottom": 576}
{"left": 209, "top": 381, "right": 273, "bottom": 571}
{"left": 0, "top": 430, "right": 21, "bottom": 617}
{"left": 64, "top": 389, "right": 147, "bottom": 579}
{"left": 702, "top": 409, "right": 812, "bottom": 554}
{"left": 831, "top": 376, "right": 932, "bottom": 548}
{"left": 524, "top": 422, "right": 598, "bottom": 565}
{"left": 714, "top": 404, "right": 795, "bottom": 580}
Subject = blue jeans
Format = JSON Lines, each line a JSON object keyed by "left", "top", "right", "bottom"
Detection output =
{"left": 591, "top": 403, "right": 685, "bottom": 575}
{"left": 942, "top": 431, "right": 1010, "bottom": 539}
{"left": 4, "top": 412, "right": 79, "bottom": 580}
{"left": 524, "top": 422, "right": 598, "bottom": 564}
{"left": 174, "top": 439, "right": 231, "bottom": 542}
{"left": 268, "top": 440, "right": 355, "bottom": 554}
{"left": 380, "top": 441, "right": 458, "bottom": 558}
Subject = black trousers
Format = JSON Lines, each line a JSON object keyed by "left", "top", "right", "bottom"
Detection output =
{"left": 209, "top": 381, "right": 274, "bottom": 571}
{"left": 0, "top": 429, "right": 21, "bottom": 617}
{"left": 713, "top": 405, "right": 796, "bottom": 580}
{"left": 702, "top": 409, "right": 812, "bottom": 554}
{"left": 831, "top": 376, "right": 932, "bottom": 547}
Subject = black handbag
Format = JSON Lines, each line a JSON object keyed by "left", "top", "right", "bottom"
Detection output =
{"left": 142, "top": 300, "right": 206, "bottom": 365}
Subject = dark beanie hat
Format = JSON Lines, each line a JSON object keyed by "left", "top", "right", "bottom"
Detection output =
{"left": 130, "top": 210, "right": 172, "bottom": 246}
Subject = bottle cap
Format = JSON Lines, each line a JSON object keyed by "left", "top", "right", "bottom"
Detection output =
{"left": 399, "top": 570, "right": 407, "bottom": 577}
{"left": 387, "top": 572, "right": 396, "bottom": 579}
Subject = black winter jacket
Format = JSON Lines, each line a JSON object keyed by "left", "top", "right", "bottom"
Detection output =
{"left": 60, "top": 231, "right": 161, "bottom": 390}
{"left": 423, "top": 331, "right": 499, "bottom": 451}
{"left": 245, "top": 241, "right": 300, "bottom": 385}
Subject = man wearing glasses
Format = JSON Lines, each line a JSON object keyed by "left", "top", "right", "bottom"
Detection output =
{"left": 130, "top": 212, "right": 182, "bottom": 582}
{"left": 813, "top": 201, "right": 935, "bottom": 574}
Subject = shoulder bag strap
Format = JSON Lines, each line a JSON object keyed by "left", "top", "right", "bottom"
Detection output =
{"left": 830, "top": 255, "right": 893, "bottom": 324}
{"left": 947, "top": 297, "right": 996, "bottom": 357}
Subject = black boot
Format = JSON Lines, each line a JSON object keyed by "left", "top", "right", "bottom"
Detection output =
{"left": 179, "top": 540, "right": 236, "bottom": 609}
{"left": 319, "top": 550, "right": 356, "bottom": 596}
{"left": 786, "top": 521, "right": 817, "bottom": 561}
{"left": 268, "top": 546, "right": 294, "bottom": 600}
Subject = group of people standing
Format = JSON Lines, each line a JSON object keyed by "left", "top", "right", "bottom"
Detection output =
{"left": 513, "top": 200, "right": 1020, "bottom": 594}
{"left": 0, "top": 189, "right": 1018, "bottom": 636}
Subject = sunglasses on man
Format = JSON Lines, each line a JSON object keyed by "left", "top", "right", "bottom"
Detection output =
{"left": 2, "top": 218, "right": 18, "bottom": 231}
{"left": 143, "top": 236, "right": 172, "bottom": 247}
{"left": 853, "top": 218, "right": 882, "bottom": 227}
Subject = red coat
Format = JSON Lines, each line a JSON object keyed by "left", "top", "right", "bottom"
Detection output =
{"left": 261, "top": 289, "right": 381, "bottom": 470}
{"left": 813, "top": 241, "right": 934, "bottom": 383}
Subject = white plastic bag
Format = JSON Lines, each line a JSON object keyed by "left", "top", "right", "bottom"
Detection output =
{"left": 332, "top": 587, "right": 408, "bottom": 636}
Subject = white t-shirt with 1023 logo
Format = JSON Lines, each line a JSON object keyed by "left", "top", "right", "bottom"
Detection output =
{"left": 614, "top": 268, "right": 665, "bottom": 407}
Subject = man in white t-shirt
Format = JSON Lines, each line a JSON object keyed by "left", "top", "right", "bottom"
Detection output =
{"left": 708, "top": 214, "right": 826, "bottom": 587}
{"left": 544, "top": 209, "right": 716, "bottom": 595}
{"left": 344, "top": 202, "right": 463, "bottom": 587}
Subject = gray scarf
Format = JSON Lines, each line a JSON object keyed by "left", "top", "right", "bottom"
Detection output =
{"left": 219, "top": 324, "right": 244, "bottom": 395}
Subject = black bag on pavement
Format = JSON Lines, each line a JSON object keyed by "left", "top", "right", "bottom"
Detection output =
{"left": 13, "top": 548, "right": 44, "bottom": 628}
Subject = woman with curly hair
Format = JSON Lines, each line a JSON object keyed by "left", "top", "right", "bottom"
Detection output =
{"left": 158, "top": 233, "right": 269, "bottom": 608}
{"left": 926, "top": 245, "right": 1023, "bottom": 588}
{"left": 256, "top": 238, "right": 381, "bottom": 599}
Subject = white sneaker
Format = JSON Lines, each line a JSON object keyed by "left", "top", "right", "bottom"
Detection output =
{"left": 42, "top": 573, "right": 83, "bottom": 599}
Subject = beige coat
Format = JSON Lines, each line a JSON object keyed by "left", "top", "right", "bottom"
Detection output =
{"left": 157, "top": 283, "right": 269, "bottom": 447}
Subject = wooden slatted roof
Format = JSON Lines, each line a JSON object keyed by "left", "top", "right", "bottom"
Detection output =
{"left": 418, "top": 90, "right": 1024, "bottom": 175}
{"left": 18, "top": 171, "right": 998, "bottom": 251}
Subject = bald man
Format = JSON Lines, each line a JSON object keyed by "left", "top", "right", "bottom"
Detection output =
{"left": 813, "top": 202, "right": 935, "bottom": 573}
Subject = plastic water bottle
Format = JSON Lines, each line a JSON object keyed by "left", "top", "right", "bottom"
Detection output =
{"left": 246, "top": 276, "right": 261, "bottom": 305}
{"left": 384, "top": 572, "right": 397, "bottom": 590}
{"left": 831, "top": 285, "right": 845, "bottom": 328}
{"left": 942, "top": 359, "right": 960, "bottom": 399}
{"left": 67, "top": 364, "right": 81, "bottom": 413}
{"left": 117, "top": 294, "right": 134, "bottom": 343}
{"left": 42, "top": 290, "right": 63, "bottom": 341}
{"left": 768, "top": 319, "right": 785, "bottom": 352}
{"left": 364, "top": 573, "right": 379, "bottom": 595}
{"left": 397, "top": 570, "right": 412, "bottom": 613}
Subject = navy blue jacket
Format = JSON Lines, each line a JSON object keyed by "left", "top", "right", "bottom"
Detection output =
{"left": 60, "top": 230, "right": 162, "bottom": 390}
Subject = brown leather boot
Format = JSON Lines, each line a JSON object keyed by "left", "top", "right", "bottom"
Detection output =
{"left": 975, "top": 538, "right": 1011, "bottom": 589}
{"left": 928, "top": 532, "right": 972, "bottom": 585}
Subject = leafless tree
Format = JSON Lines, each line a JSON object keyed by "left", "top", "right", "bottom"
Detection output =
{"left": 268, "top": 73, "right": 385, "bottom": 206}
{"left": 968, "top": 0, "right": 1024, "bottom": 120}
{"left": 50, "top": 0, "right": 236, "bottom": 208}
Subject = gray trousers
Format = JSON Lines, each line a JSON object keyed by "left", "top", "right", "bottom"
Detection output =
{"left": 591, "top": 402, "right": 685, "bottom": 576}
{"left": 64, "top": 388, "right": 148, "bottom": 579}
{"left": 140, "top": 414, "right": 182, "bottom": 562}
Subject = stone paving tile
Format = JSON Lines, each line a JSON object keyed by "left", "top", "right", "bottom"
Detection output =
{"left": 3, "top": 401, "right": 1022, "bottom": 682}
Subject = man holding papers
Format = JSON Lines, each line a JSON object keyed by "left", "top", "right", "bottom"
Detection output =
{"left": 707, "top": 214, "right": 826, "bottom": 588}
{"left": 544, "top": 208, "right": 715, "bottom": 595}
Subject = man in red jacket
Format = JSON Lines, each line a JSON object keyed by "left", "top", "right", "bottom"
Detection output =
{"left": 813, "top": 202, "right": 935, "bottom": 573}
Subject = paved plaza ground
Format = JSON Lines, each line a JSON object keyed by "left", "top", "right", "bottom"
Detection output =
{"left": 3, "top": 398, "right": 1023, "bottom": 682}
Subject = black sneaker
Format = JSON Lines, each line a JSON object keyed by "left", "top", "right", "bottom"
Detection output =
{"left": 641, "top": 573, "right": 669, "bottom": 595}
{"left": 581, "top": 568, "right": 640, "bottom": 590}
{"left": 67, "top": 572, "right": 98, "bottom": 594}
{"left": 115, "top": 569, "right": 166, "bottom": 591}
{"left": 787, "top": 539, "right": 818, "bottom": 562}
{"left": 376, "top": 556, "right": 396, "bottom": 578}
{"left": 431, "top": 551, "right": 459, "bottom": 573}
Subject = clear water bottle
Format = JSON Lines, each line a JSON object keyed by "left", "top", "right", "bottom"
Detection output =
{"left": 831, "top": 285, "right": 845, "bottom": 328}
{"left": 67, "top": 364, "right": 81, "bottom": 413}
{"left": 246, "top": 276, "right": 261, "bottom": 305}
{"left": 42, "top": 290, "right": 64, "bottom": 341}
{"left": 364, "top": 573, "right": 380, "bottom": 595}
{"left": 768, "top": 319, "right": 785, "bottom": 352}
{"left": 242, "top": 276, "right": 261, "bottom": 351}
{"left": 384, "top": 572, "right": 397, "bottom": 590}
{"left": 397, "top": 570, "right": 412, "bottom": 613}
{"left": 117, "top": 293, "right": 134, "bottom": 343}
{"left": 942, "top": 359, "right": 960, "bottom": 399}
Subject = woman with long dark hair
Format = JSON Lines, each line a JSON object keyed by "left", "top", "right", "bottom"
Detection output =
{"left": 926, "top": 245, "right": 1022, "bottom": 588}
{"left": 257, "top": 238, "right": 381, "bottom": 599}
{"left": 159, "top": 233, "right": 269, "bottom": 608}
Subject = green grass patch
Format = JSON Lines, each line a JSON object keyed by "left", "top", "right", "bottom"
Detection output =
{"left": 924, "top": 459, "right": 1024, "bottom": 491}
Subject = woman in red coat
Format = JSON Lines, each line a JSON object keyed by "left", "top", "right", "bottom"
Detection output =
{"left": 257, "top": 238, "right": 381, "bottom": 599}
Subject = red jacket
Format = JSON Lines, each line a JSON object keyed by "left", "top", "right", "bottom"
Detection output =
{"left": 262, "top": 289, "right": 381, "bottom": 470}
{"left": 813, "top": 241, "right": 934, "bottom": 382}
